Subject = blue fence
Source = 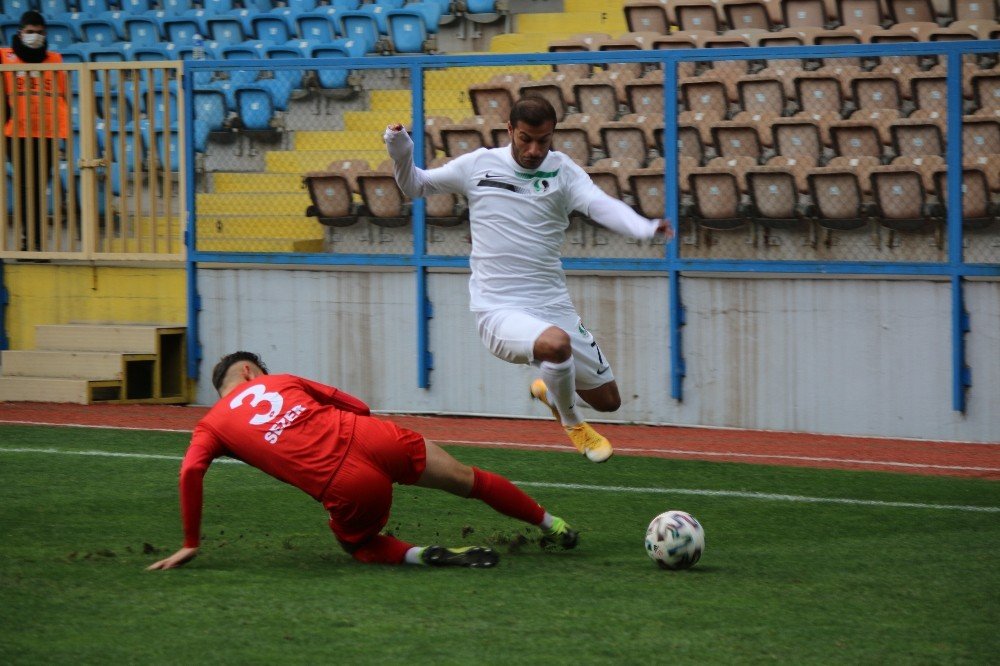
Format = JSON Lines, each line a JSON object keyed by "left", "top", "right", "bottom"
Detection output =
{"left": 184, "top": 40, "right": 1000, "bottom": 412}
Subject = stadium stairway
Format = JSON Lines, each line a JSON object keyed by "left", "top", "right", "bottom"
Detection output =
{"left": 490, "top": 0, "right": 628, "bottom": 52}
{"left": 0, "top": 324, "right": 187, "bottom": 404}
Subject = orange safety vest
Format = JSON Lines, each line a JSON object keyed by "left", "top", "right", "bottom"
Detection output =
{"left": 0, "top": 48, "right": 70, "bottom": 139}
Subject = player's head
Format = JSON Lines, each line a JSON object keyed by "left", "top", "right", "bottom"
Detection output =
{"left": 18, "top": 10, "right": 47, "bottom": 49}
{"left": 507, "top": 96, "right": 557, "bottom": 170}
{"left": 211, "top": 351, "right": 268, "bottom": 395}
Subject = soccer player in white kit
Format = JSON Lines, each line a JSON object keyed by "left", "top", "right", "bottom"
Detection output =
{"left": 384, "top": 96, "right": 671, "bottom": 462}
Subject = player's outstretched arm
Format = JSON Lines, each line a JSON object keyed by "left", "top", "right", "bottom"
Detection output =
{"left": 147, "top": 546, "right": 199, "bottom": 571}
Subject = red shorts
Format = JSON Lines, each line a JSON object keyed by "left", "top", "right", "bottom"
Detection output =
{"left": 321, "top": 416, "right": 427, "bottom": 547}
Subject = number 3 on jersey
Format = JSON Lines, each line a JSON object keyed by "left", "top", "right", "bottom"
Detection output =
{"left": 230, "top": 384, "right": 284, "bottom": 426}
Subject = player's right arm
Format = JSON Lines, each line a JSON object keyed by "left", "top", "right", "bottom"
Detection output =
{"left": 147, "top": 425, "right": 220, "bottom": 571}
{"left": 383, "top": 124, "right": 470, "bottom": 198}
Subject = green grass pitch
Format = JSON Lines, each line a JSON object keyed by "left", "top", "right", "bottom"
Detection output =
{"left": 1, "top": 424, "right": 998, "bottom": 664}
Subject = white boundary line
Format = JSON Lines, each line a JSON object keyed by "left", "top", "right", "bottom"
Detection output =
{"left": 1, "top": 418, "right": 998, "bottom": 473}
{"left": 1, "top": 446, "right": 997, "bottom": 514}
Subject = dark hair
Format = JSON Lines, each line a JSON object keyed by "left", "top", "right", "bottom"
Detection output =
{"left": 509, "top": 95, "right": 557, "bottom": 128}
{"left": 19, "top": 10, "right": 46, "bottom": 28}
{"left": 211, "top": 351, "right": 268, "bottom": 392}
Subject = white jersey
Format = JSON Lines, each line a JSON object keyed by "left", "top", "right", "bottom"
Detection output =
{"left": 412, "top": 147, "right": 602, "bottom": 311}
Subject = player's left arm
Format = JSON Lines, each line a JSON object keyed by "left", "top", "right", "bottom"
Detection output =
{"left": 563, "top": 160, "right": 673, "bottom": 241}
{"left": 299, "top": 377, "right": 372, "bottom": 416}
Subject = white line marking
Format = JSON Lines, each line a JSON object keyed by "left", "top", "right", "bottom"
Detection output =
{"left": 1, "top": 446, "right": 997, "bottom": 513}
{"left": 1, "top": 419, "right": 997, "bottom": 473}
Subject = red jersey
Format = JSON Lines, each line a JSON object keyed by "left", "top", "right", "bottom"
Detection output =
{"left": 179, "top": 374, "right": 371, "bottom": 548}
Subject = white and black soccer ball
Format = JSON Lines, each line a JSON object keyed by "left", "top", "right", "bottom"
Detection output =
{"left": 645, "top": 510, "right": 705, "bottom": 570}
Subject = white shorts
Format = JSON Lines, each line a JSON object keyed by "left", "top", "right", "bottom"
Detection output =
{"left": 475, "top": 304, "right": 615, "bottom": 391}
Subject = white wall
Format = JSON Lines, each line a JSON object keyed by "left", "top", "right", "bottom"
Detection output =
{"left": 196, "top": 267, "right": 1000, "bottom": 443}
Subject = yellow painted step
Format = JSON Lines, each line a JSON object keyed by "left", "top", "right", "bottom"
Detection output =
{"left": 516, "top": 11, "right": 627, "bottom": 35}
{"left": 566, "top": 0, "right": 628, "bottom": 12}
{"left": 266, "top": 149, "right": 390, "bottom": 172}
{"left": 197, "top": 238, "right": 324, "bottom": 253}
{"left": 0, "top": 376, "right": 120, "bottom": 404}
{"left": 197, "top": 192, "right": 309, "bottom": 215}
{"left": 490, "top": 32, "right": 578, "bottom": 53}
{"left": 370, "top": 89, "right": 475, "bottom": 113}
{"left": 196, "top": 216, "right": 322, "bottom": 239}
{"left": 293, "top": 130, "right": 387, "bottom": 152}
{"left": 213, "top": 172, "right": 305, "bottom": 192}
{"left": 35, "top": 324, "right": 183, "bottom": 354}
{"left": 0, "top": 350, "right": 132, "bottom": 379}
{"left": 425, "top": 66, "right": 549, "bottom": 88}
{"left": 102, "top": 238, "right": 181, "bottom": 254}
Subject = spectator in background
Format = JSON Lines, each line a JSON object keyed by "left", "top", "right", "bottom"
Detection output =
{"left": 1, "top": 10, "right": 70, "bottom": 251}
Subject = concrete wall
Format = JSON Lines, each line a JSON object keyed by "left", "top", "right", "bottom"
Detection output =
{"left": 195, "top": 267, "right": 999, "bottom": 443}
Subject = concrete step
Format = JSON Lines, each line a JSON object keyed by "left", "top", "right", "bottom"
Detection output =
{"left": 196, "top": 238, "right": 323, "bottom": 253}
{"left": 212, "top": 173, "right": 306, "bottom": 193}
{"left": 0, "top": 376, "right": 122, "bottom": 404}
{"left": 196, "top": 191, "right": 309, "bottom": 215}
{"left": 0, "top": 350, "right": 151, "bottom": 380}
{"left": 35, "top": 324, "right": 184, "bottom": 354}
{"left": 516, "top": 11, "right": 627, "bottom": 35}
{"left": 293, "top": 130, "right": 387, "bottom": 152}
{"left": 265, "top": 149, "right": 390, "bottom": 173}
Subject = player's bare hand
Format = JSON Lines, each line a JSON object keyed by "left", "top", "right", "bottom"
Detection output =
{"left": 146, "top": 546, "right": 198, "bottom": 571}
{"left": 654, "top": 219, "right": 675, "bottom": 242}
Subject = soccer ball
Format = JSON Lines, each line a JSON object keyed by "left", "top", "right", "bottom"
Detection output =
{"left": 645, "top": 510, "right": 705, "bottom": 570}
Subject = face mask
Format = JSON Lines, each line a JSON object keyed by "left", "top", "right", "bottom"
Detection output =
{"left": 20, "top": 33, "right": 45, "bottom": 49}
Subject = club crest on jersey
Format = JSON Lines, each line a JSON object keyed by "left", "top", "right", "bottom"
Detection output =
{"left": 516, "top": 168, "right": 559, "bottom": 193}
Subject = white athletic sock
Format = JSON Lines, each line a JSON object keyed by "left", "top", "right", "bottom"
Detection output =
{"left": 404, "top": 546, "right": 426, "bottom": 565}
{"left": 538, "top": 512, "right": 555, "bottom": 530}
{"left": 540, "top": 357, "right": 582, "bottom": 427}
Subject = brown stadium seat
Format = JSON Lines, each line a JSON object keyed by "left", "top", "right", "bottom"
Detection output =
{"left": 701, "top": 36, "right": 753, "bottom": 103}
{"left": 651, "top": 34, "right": 700, "bottom": 80}
{"left": 678, "top": 112, "right": 719, "bottom": 148}
{"left": 357, "top": 161, "right": 409, "bottom": 227}
{"left": 675, "top": 123, "right": 708, "bottom": 164}
{"left": 890, "top": 119, "right": 944, "bottom": 158}
{"left": 805, "top": 28, "right": 863, "bottom": 69}
{"left": 625, "top": 71, "right": 665, "bottom": 118}
{"left": 561, "top": 113, "right": 604, "bottom": 150}
{"left": 794, "top": 72, "right": 848, "bottom": 118}
{"left": 600, "top": 119, "right": 651, "bottom": 165}
{"left": 851, "top": 74, "right": 904, "bottom": 113}
{"left": 687, "top": 167, "right": 749, "bottom": 230}
{"left": 628, "top": 167, "right": 667, "bottom": 219}
{"left": 892, "top": 155, "right": 944, "bottom": 193}
{"left": 907, "top": 108, "right": 946, "bottom": 130}
{"left": 947, "top": 20, "right": 1000, "bottom": 40}
{"left": 970, "top": 72, "right": 1000, "bottom": 116}
{"left": 887, "top": 0, "right": 935, "bottom": 24}
{"left": 304, "top": 168, "right": 358, "bottom": 227}
{"left": 547, "top": 32, "right": 608, "bottom": 78}
{"left": 672, "top": 0, "right": 723, "bottom": 33}
{"left": 469, "top": 74, "right": 530, "bottom": 123}
{"left": 624, "top": 1, "right": 671, "bottom": 34}
{"left": 723, "top": 1, "right": 774, "bottom": 31}
{"left": 764, "top": 155, "right": 811, "bottom": 193}
{"left": 711, "top": 120, "right": 765, "bottom": 162}
{"left": 680, "top": 76, "right": 730, "bottom": 121}
{"left": 591, "top": 156, "right": 641, "bottom": 195}
{"left": 424, "top": 116, "right": 454, "bottom": 157}
{"left": 737, "top": 74, "right": 789, "bottom": 119}
{"left": 771, "top": 118, "right": 824, "bottom": 165}
{"left": 751, "top": 30, "right": 807, "bottom": 78}
{"left": 584, "top": 164, "right": 623, "bottom": 200}
{"left": 870, "top": 165, "right": 935, "bottom": 233}
{"left": 851, "top": 108, "right": 901, "bottom": 146}
{"left": 837, "top": 0, "right": 886, "bottom": 28}
{"left": 927, "top": 26, "right": 981, "bottom": 41}
{"left": 827, "top": 155, "right": 881, "bottom": 195}
{"left": 806, "top": 166, "right": 871, "bottom": 230}
{"left": 910, "top": 73, "right": 947, "bottom": 113}
{"left": 963, "top": 116, "right": 1000, "bottom": 158}
{"left": 572, "top": 76, "right": 621, "bottom": 121}
{"left": 440, "top": 117, "right": 489, "bottom": 157}
{"left": 933, "top": 167, "right": 998, "bottom": 230}
{"left": 965, "top": 154, "right": 1000, "bottom": 193}
{"left": 677, "top": 156, "right": 698, "bottom": 195}
{"left": 551, "top": 123, "right": 593, "bottom": 166}
{"left": 830, "top": 120, "right": 885, "bottom": 159}
{"left": 322, "top": 158, "right": 370, "bottom": 194}
{"left": 869, "top": 30, "right": 925, "bottom": 73}
{"left": 706, "top": 155, "right": 758, "bottom": 191}
{"left": 782, "top": 0, "right": 828, "bottom": 28}
{"left": 952, "top": 0, "right": 996, "bottom": 21}
{"left": 489, "top": 121, "right": 510, "bottom": 148}
{"left": 598, "top": 32, "right": 658, "bottom": 80}
{"left": 424, "top": 157, "right": 465, "bottom": 227}
{"left": 746, "top": 165, "right": 807, "bottom": 229}
{"left": 519, "top": 76, "right": 568, "bottom": 121}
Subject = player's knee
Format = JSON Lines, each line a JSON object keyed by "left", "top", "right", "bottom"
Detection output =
{"left": 534, "top": 328, "right": 572, "bottom": 363}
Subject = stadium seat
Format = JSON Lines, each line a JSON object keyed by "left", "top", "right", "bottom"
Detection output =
{"left": 252, "top": 14, "right": 294, "bottom": 45}
{"left": 358, "top": 162, "right": 409, "bottom": 227}
{"left": 723, "top": 0, "right": 774, "bottom": 30}
{"left": 160, "top": 0, "right": 194, "bottom": 15}
{"left": 887, "top": 0, "right": 935, "bottom": 24}
{"left": 154, "top": 129, "right": 182, "bottom": 171}
{"left": 469, "top": 74, "right": 528, "bottom": 123}
{"left": 551, "top": 123, "right": 592, "bottom": 166}
{"left": 44, "top": 22, "right": 75, "bottom": 51}
{"left": 600, "top": 117, "right": 650, "bottom": 166}
{"left": 519, "top": 75, "right": 570, "bottom": 121}
{"left": 806, "top": 167, "right": 871, "bottom": 230}
{"left": 207, "top": 16, "right": 246, "bottom": 46}
{"left": 627, "top": 167, "right": 666, "bottom": 219}
{"left": 424, "top": 157, "right": 465, "bottom": 226}
{"left": 572, "top": 77, "right": 620, "bottom": 122}
{"left": 963, "top": 117, "right": 1000, "bottom": 159}
{"left": 625, "top": 72, "right": 665, "bottom": 118}
{"left": 547, "top": 32, "right": 606, "bottom": 79}
{"left": 304, "top": 169, "right": 358, "bottom": 227}
{"left": 680, "top": 77, "right": 729, "bottom": 122}
{"left": 746, "top": 165, "right": 807, "bottom": 230}
{"left": 711, "top": 121, "right": 764, "bottom": 162}
{"left": 676, "top": 123, "right": 707, "bottom": 164}
{"left": 837, "top": 0, "right": 886, "bottom": 28}
{"left": 120, "top": 0, "right": 154, "bottom": 13}
{"left": 338, "top": 11, "right": 382, "bottom": 53}
{"left": 194, "top": 89, "right": 228, "bottom": 133}
{"left": 404, "top": 2, "right": 444, "bottom": 34}
{"left": 440, "top": 117, "right": 489, "bottom": 157}
{"left": 673, "top": 0, "right": 722, "bottom": 32}
{"left": 952, "top": 0, "right": 996, "bottom": 21}
{"left": 782, "top": 0, "right": 827, "bottom": 28}
{"left": 826, "top": 155, "right": 880, "bottom": 195}
{"left": 892, "top": 155, "right": 944, "bottom": 192}
{"left": 296, "top": 11, "right": 339, "bottom": 41}
{"left": 852, "top": 74, "right": 904, "bottom": 114}
{"left": 80, "top": 18, "right": 122, "bottom": 46}
{"left": 386, "top": 9, "right": 430, "bottom": 53}
{"left": 771, "top": 119, "right": 824, "bottom": 166}
{"left": 970, "top": 72, "right": 1000, "bottom": 116}
{"left": 124, "top": 17, "right": 161, "bottom": 47}
{"left": 891, "top": 119, "right": 943, "bottom": 159}
{"left": 933, "top": 167, "right": 998, "bottom": 230}
{"left": 162, "top": 17, "right": 202, "bottom": 46}
{"left": 736, "top": 75, "right": 788, "bottom": 119}
{"left": 236, "top": 85, "right": 278, "bottom": 131}
{"left": 870, "top": 165, "right": 935, "bottom": 233}
{"left": 910, "top": 72, "right": 947, "bottom": 113}
{"left": 310, "top": 44, "right": 353, "bottom": 91}
{"left": 624, "top": 1, "right": 670, "bottom": 34}
{"left": 78, "top": 0, "right": 113, "bottom": 16}
{"left": 830, "top": 120, "right": 885, "bottom": 160}
{"left": 687, "top": 168, "right": 748, "bottom": 231}
{"left": 89, "top": 44, "right": 131, "bottom": 62}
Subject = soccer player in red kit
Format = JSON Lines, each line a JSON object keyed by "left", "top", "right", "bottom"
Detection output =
{"left": 148, "top": 351, "right": 579, "bottom": 570}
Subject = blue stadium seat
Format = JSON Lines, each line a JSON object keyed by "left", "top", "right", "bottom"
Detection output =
{"left": 331, "top": 0, "right": 361, "bottom": 9}
{"left": 207, "top": 16, "right": 245, "bottom": 46}
{"left": 202, "top": 0, "right": 237, "bottom": 12}
{"left": 160, "top": 0, "right": 194, "bottom": 15}
{"left": 255, "top": 46, "right": 304, "bottom": 110}
{"left": 133, "top": 44, "right": 178, "bottom": 61}
{"left": 236, "top": 85, "right": 277, "bottom": 131}
{"left": 203, "top": 79, "right": 239, "bottom": 112}
{"left": 296, "top": 11, "right": 339, "bottom": 41}
{"left": 119, "top": 0, "right": 154, "bottom": 14}
{"left": 78, "top": 0, "right": 113, "bottom": 17}
{"left": 59, "top": 45, "right": 89, "bottom": 63}
{"left": 386, "top": 10, "right": 428, "bottom": 53}
{"left": 193, "top": 119, "right": 211, "bottom": 153}
{"left": 310, "top": 43, "right": 351, "bottom": 90}
{"left": 374, "top": 0, "right": 406, "bottom": 9}
{"left": 89, "top": 44, "right": 130, "bottom": 62}
{"left": 194, "top": 89, "right": 228, "bottom": 131}
{"left": 3, "top": 0, "right": 35, "bottom": 17}
{"left": 155, "top": 129, "right": 182, "bottom": 171}
{"left": 96, "top": 122, "right": 143, "bottom": 173}
{"left": 404, "top": 2, "right": 444, "bottom": 33}
{"left": 162, "top": 17, "right": 202, "bottom": 45}
{"left": 286, "top": 0, "right": 319, "bottom": 14}
{"left": 465, "top": 0, "right": 496, "bottom": 12}
{"left": 39, "top": 0, "right": 73, "bottom": 16}
{"left": 361, "top": 2, "right": 391, "bottom": 34}
{"left": 124, "top": 17, "right": 161, "bottom": 46}
{"left": 0, "top": 21, "right": 20, "bottom": 44}
{"left": 252, "top": 14, "right": 294, "bottom": 45}
{"left": 80, "top": 18, "right": 121, "bottom": 45}
{"left": 220, "top": 44, "right": 262, "bottom": 86}
{"left": 44, "top": 21, "right": 76, "bottom": 50}
{"left": 95, "top": 90, "right": 134, "bottom": 124}
{"left": 338, "top": 11, "right": 381, "bottom": 53}
{"left": 240, "top": 0, "right": 273, "bottom": 11}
